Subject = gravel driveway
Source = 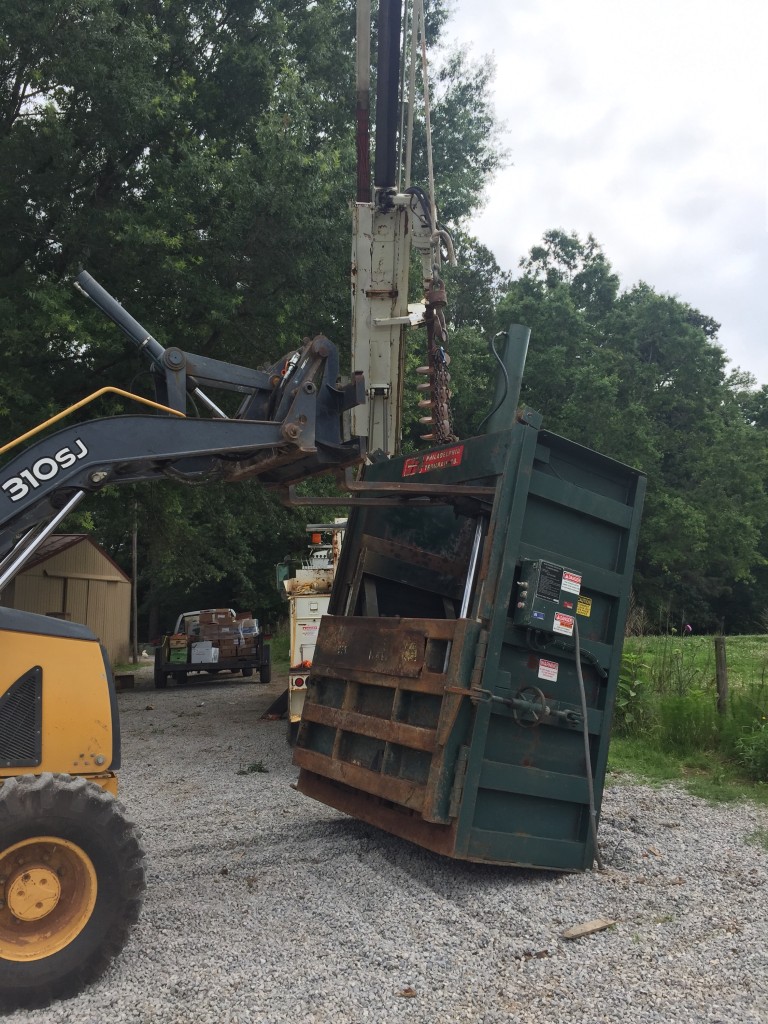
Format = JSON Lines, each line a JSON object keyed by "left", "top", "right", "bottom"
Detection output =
{"left": 8, "top": 671, "right": 768, "bottom": 1024}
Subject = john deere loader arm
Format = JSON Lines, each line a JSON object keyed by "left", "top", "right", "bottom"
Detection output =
{"left": 0, "top": 272, "right": 365, "bottom": 1010}
{"left": 0, "top": 271, "right": 365, "bottom": 580}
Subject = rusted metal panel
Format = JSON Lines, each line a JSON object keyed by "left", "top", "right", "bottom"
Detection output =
{"left": 299, "top": 614, "right": 481, "bottom": 828}
{"left": 360, "top": 533, "right": 469, "bottom": 584}
{"left": 293, "top": 747, "right": 427, "bottom": 811}
{"left": 312, "top": 617, "right": 426, "bottom": 678}
{"left": 302, "top": 703, "right": 437, "bottom": 753}
{"left": 309, "top": 662, "right": 448, "bottom": 696}
{"left": 311, "top": 617, "right": 459, "bottom": 688}
{"left": 296, "top": 769, "right": 459, "bottom": 858}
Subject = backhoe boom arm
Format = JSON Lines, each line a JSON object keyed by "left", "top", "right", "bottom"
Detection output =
{"left": 0, "top": 273, "right": 366, "bottom": 575}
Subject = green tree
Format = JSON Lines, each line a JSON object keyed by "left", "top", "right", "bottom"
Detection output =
{"left": 409, "top": 48, "right": 505, "bottom": 225}
{"left": 498, "top": 230, "right": 768, "bottom": 630}
{"left": 0, "top": 0, "right": 504, "bottom": 626}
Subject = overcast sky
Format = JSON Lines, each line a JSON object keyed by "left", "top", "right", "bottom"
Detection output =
{"left": 445, "top": 0, "right": 768, "bottom": 386}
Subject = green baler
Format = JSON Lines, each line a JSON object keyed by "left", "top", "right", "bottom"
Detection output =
{"left": 293, "top": 326, "right": 645, "bottom": 871}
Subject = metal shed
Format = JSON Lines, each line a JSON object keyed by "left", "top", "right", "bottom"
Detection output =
{"left": 0, "top": 534, "right": 130, "bottom": 664}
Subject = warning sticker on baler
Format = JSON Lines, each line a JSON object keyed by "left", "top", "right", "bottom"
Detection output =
{"left": 402, "top": 444, "right": 464, "bottom": 477}
{"left": 553, "top": 612, "right": 575, "bottom": 636}
{"left": 577, "top": 596, "right": 593, "bottom": 617}
{"left": 561, "top": 571, "right": 582, "bottom": 595}
{"left": 538, "top": 658, "right": 559, "bottom": 682}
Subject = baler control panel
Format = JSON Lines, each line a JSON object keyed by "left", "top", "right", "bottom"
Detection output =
{"left": 513, "top": 559, "right": 585, "bottom": 637}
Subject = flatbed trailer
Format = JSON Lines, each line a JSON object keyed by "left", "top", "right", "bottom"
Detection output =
{"left": 153, "top": 641, "right": 271, "bottom": 687}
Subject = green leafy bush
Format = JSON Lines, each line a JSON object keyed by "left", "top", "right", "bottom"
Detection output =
{"left": 613, "top": 651, "right": 650, "bottom": 736}
{"left": 735, "top": 723, "right": 768, "bottom": 782}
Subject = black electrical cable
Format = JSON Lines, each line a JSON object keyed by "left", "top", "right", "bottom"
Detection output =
{"left": 573, "top": 618, "right": 604, "bottom": 871}
{"left": 476, "top": 331, "right": 509, "bottom": 432}
{"left": 404, "top": 185, "right": 433, "bottom": 228}
{"left": 526, "top": 628, "right": 606, "bottom": 678}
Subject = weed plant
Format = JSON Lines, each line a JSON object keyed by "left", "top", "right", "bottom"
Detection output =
{"left": 734, "top": 722, "right": 768, "bottom": 780}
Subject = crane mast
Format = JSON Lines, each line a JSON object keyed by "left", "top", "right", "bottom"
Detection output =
{"left": 351, "top": 0, "right": 455, "bottom": 457}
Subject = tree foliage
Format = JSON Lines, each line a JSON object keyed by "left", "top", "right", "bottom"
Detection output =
{"left": 0, "top": 0, "right": 503, "bottom": 633}
{"left": 499, "top": 229, "right": 768, "bottom": 630}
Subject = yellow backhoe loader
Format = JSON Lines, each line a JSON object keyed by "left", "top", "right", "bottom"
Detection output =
{"left": 0, "top": 267, "right": 364, "bottom": 1008}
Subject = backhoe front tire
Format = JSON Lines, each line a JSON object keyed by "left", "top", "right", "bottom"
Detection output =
{"left": 0, "top": 773, "right": 145, "bottom": 1011}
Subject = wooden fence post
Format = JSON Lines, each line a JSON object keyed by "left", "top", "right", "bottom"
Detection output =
{"left": 714, "top": 636, "right": 728, "bottom": 716}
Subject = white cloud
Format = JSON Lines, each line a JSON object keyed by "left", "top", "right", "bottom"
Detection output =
{"left": 446, "top": 0, "right": 768, "bottom": 383}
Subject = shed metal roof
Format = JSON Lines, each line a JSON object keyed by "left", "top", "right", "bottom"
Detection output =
{"left": 22, "top": 534, "right": 130, "bottom": 582}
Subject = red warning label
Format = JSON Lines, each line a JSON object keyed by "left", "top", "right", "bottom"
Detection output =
{"left": 553, "top": 612, "right": 575, "bottom": 636}
{"left": 538, "top": 658, "right": 559, "bottom": 682}
{"left": 561, "top": 571, "right": 582, "bottom": 595}
{"left": 402, "top": 444, "right": 464, "bottom": 477}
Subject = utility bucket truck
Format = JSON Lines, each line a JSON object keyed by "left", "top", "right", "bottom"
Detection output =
{"left": 276, "top": 523, "right": 345, "bottom": 742}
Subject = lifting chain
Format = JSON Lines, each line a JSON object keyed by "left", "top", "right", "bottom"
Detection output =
{"left": 416, "top": 276, "right": 457, "bottom": 445}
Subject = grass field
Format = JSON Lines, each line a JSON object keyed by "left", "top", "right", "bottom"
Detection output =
{"left": 625, "top": 634, "right": 768, "bottom": 692}
{"left": 610, "top": 634, "right": 768, "bottom": 802}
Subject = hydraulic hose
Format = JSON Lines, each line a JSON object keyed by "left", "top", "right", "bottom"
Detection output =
{"left": 573, "top": 618, "right": 604, "bottom": 870}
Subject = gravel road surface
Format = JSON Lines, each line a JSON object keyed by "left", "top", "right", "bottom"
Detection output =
{"left": 8, "top": 670, "right": 768, "bottom": 1024}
